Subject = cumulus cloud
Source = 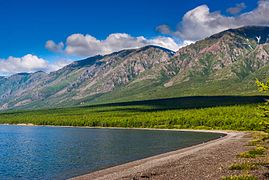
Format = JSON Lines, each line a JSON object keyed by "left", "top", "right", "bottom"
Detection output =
{"left": 158, "top": 0, "right": 269, "bottom": 41}
{"left": 227, "top": 3, "right": 246, "bottom": 15}
{"left": 46, "top": 33, "right": 184, "bottom": 57}
{"left": 156, "top": 25, "right": 172, "bottom": 34}
{"left": 45, "top": 40, "right": 64, "bottom": 53}
{"left": 47, "top": 59, "right": 72, "bottom": 72}
{"left": 0, "top": 54, "right": 71, "bottom": 76}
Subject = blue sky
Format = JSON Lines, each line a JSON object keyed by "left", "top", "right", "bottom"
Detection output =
{"left": 0, "top": 0, "right": 267, "bottom": 75}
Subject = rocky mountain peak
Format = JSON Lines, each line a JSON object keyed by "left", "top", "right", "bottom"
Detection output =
{"left": 210, "top": 26, "right": 269, "bottom": 44}
{"left": 137, "top": 45, "right": 175, "bottom": 54}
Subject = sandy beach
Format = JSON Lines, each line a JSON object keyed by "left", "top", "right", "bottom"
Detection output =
{"left": 71, "top": 130, "right": 256, "bottom": 180}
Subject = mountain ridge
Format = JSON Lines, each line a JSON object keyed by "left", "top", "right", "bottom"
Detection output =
{"left": 1, "top": 26, "right": 269, "bottom": 110}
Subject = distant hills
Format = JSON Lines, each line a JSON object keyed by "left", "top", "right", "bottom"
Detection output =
{"left": 1, "top": 26, "right": 269, "bottom": 110}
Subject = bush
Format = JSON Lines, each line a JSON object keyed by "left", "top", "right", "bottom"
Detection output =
{"left": 239, "top": 146, "right": 267, "bottom": 158}
{"left": 229, "top": 163, "right": 257, "bottom": 170}
{"left": 222, "top": 175, "right": 257, "bottom": 180}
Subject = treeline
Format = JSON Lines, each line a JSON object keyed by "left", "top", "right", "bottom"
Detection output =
{"left": 0, "top": 103, "right": 267, "bottom": 131}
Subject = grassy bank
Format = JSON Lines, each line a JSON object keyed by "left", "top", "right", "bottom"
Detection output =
{"left": 223, "top": 132, "right": 269, "bottom": 180}
{"left": 0, "top": 96, "right": 268, "bottom": 131}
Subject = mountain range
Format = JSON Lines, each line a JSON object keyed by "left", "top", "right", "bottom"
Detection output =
{"left": 1, "top": 26, "right": 269, "bottom": 110}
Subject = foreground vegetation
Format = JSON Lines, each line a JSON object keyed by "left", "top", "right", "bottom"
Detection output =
{"left": 0, "top": 96, "right": 268, "bottom": 131}
{"left": 222, "top": 175, "right": 258, "bottom": 180}
{"left": 223, "top": 132, "right": 269, "bottom": 180}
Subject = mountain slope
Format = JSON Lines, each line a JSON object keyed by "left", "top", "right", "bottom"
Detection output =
{"left": 85, "top": 26, "right": 269, "bottom": 104}
{"left": 1, "top": 26, "right": 269, "bottom": 110}
{"left": 166, "top": 26, "right": 269, "bottom": 84}
{"left": 0, "top": 45, "right": 174, "bottom": 109}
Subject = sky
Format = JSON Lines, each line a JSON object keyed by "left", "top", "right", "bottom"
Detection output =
{"left": 0, "top": 0, "right": 268, "bottom": 75}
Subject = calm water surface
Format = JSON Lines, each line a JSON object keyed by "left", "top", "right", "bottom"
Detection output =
{"left": 0, "top": 125, "right": 224, "bottom": 179}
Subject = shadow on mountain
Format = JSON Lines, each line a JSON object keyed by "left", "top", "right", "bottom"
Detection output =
{"left": 83, "top": 96, "right": 269, "bottom": 112}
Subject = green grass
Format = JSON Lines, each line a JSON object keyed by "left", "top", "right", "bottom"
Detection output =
{"left": 0, "top": 96, "right": 268, "bottom": 131}
{"left": 247, "top": 139, "right": 263, "bottom": 146}
{"left": 248, "top": 132, "right": 269, "bottom": 146}
{"left": 82, "top": 76, "right": 269, "bottom": 106}
{"left": 222, "top": 175, "right": 258, "bottom": 180}
{"left": 239, "top": 146, "right": 267, "bottom": 158}
{"left": 229, "top": 163, "right": 258, "bottom": 170}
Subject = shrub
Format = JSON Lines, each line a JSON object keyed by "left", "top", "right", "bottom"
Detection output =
{"left": 239, "top": 146, "right": 267, "bottom": 158}
{"left": 222, "top": 175, "right": 257, "bottom": 180}
{"left": 229, "top": 163, "right": 257, "bottom": 170}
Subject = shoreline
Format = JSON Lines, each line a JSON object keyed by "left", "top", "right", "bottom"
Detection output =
{"left": 1, "top": 123, "right": 231, "bottom": 134}
{"left": 71, "top": 130, "right": 246, "bottom": 180}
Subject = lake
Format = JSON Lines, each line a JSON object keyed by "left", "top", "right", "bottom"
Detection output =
{"left": 0, "top": 125, "right": 224, "bottom": 179}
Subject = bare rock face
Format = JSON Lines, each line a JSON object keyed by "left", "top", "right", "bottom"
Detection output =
{"left": 1, "top": 26, "right": 269, "bottom": 110}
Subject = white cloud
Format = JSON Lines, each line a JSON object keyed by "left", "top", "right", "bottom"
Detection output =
{"left": 46, "top": 33, "right": 184, "bottom": 57}
{"left": 227, "top": 3, "right": 246, "bottom": 15}
{"left": 156, "top": 25, "right": 172, "bottom": 34}
{"left": 158, "top": 0, "right": 269, "bottom": 41}
{"left": 149, "top": 37, "right": 194, "bottom": 50}
{"left": 45, "top": 40, "right": 64, "bottom": 53}
{"left": 47, "top": 59, "right": 72, "bottom": 72}
{"left": 0, "top": 54, "right": 71, "bottom": 76}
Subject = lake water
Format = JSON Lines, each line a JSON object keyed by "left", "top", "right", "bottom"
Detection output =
{"left": 0, "top": 125, "right": 224, "bottom": 179}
